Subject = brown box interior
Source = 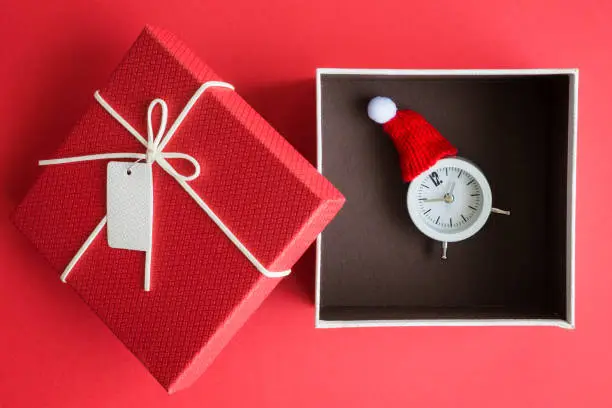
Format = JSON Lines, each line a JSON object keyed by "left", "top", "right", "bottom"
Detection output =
{"left": 319, "top": 73, "right": 571, "bottom": 321}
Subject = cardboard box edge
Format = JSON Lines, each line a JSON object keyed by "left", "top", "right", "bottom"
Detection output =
{"left": 314, "top": 68, "right": 579, "bottom": 329}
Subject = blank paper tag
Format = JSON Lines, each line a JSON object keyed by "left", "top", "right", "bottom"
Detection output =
{"left": 107, "top": 162, "right": 153, "bottom": 252}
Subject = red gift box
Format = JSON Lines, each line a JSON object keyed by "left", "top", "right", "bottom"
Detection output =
{"left": 12, "top": 26, "right": 344, "bottom": 393}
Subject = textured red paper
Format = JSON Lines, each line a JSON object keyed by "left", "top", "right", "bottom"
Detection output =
{"left": 12, "top": 26, "right": 344, "bottom": 393}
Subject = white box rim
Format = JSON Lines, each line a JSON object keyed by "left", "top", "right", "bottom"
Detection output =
{"left": 315, "top": 68, "right": 578, "bottom": 329}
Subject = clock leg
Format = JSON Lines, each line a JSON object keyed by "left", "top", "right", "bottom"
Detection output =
{"left": 491, "top": 208, "right": 511, "bottom": 215}
{"left": 441, "top": 241, "right": 448, "bottom": 260}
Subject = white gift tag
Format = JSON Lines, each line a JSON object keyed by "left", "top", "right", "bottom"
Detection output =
{"left": 106, "top": 161, "right": 153, "bottom": 252}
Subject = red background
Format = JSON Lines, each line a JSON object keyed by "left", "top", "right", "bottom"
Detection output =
{"left": 0, "top": 0, "right": 610, "bottom": 406}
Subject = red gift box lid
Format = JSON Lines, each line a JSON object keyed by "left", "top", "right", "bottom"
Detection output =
{"left": 12, "top": 26, "right": 344, "bottom": 393}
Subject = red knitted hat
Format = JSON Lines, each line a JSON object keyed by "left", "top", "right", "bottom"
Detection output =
{"left": 368, "top": 97, "right": 458, "bottom": 182}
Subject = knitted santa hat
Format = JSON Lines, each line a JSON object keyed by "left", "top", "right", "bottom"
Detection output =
{"left": 367, "top": 97, "right": 458, "bottom": 182}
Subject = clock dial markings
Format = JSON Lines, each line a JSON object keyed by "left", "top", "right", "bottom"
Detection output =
{"left": 409, "top": 160, "right": 492, "bottom": 246}
{"left": 413, "top": 164, "right": 484, "bottom": 234}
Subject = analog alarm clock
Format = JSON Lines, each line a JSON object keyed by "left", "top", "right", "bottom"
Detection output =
{"left": 367, "top": 96, "right": 509, "bottom": 259}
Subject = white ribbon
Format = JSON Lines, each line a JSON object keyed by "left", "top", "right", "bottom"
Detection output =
{"left": 40, "top": 81, "right": 291, "bottom": 291}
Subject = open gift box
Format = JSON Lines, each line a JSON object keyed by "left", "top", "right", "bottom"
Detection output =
{"left": 315, "top": 69, "right": 577, "bottom": 328}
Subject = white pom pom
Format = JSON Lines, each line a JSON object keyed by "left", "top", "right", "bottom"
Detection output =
{"left": 367, "top": 97, "right": 397, "bottom": 124}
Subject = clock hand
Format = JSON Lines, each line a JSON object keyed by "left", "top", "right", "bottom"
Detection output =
{"left": 446, "top": 181, "right": 456, "bottom": 196}
{"left": 422, "top": 197, "right": 446, "bottom": 202}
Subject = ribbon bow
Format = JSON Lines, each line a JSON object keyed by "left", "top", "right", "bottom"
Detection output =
{"left": 40, "top": 81, "right": 291, "bottom": 291}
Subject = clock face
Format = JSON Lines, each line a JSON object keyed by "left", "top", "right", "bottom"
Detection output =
{"left": 407, "top": 157, "right": 492, "bottom": 242}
